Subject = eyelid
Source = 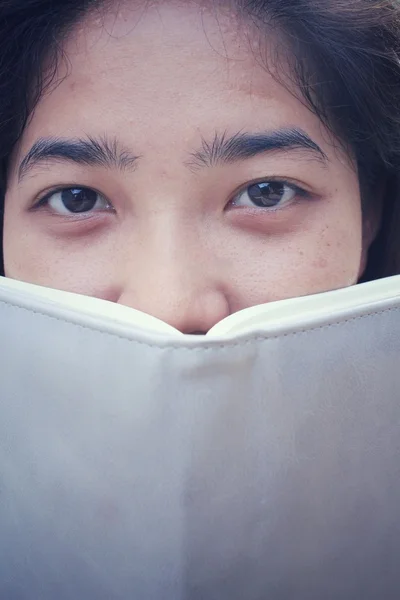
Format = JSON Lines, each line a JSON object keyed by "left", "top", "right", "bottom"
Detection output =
{"left": 29, "top": 178, "right": 314, "bottom": 214}
{"left": 229, "top": 177, "right": 313, "bottom": 204}
{"left": 30, "top": 184, "right": 114, "bottom": 211}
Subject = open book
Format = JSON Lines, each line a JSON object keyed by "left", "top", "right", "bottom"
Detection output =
{"left": 0, "top": 273, "right": 399, "bottom": 337}
{"left": 1, "top": 273, "right": 400, "bottom": 598}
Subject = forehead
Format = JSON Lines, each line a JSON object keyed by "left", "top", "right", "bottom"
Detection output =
{"left": 61, "top": 3, "right": 283, "bottom": 102}
{"left": 72, "top": 1, "right": 266, "bottom": 76}
{"left": 16, "top": 1, "right": 346, "bottom": 167}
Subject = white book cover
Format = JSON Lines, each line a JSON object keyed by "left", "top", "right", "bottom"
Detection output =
{"left": 0, "top": 274, "right": 399, "bottom": 599}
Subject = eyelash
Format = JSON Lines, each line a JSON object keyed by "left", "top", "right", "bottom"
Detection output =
{"left": 229, "top": 178, "right": 312, "bottom": 207}
{"left": 34, "top": 186, "right": 108, "bottom": 206}
{"left": 32, "top": 178, "right": 313, "bottom": 215}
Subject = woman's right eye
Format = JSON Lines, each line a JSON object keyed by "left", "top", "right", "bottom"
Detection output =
{"left": 36, "top": 187, "right": 113, "bottom": 216}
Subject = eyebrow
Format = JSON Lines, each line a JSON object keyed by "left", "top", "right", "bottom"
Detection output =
{"left": 18, "top": 135, "right": 140, "bottom": 181}
{"left": 18, "top": 127, "right": 327, "bottom": 181}
{"left": 186, "top": 128, "right": 328, "bottom": 170}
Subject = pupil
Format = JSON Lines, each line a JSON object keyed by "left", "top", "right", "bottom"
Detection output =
{"left": 248, "top": 182, "right": 284, "bottom": 207}
{"left": 61, "top": 188, "right": 97, "bottom": 213}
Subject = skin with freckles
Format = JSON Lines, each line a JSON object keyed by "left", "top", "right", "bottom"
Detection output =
{"left": 3, "top": 2, "right": 381, "bottom": 334}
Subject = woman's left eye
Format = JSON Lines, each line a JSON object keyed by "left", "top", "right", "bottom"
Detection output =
{"left": 231, "top": 181, "right": 306, "bottom": 210}
{"left": 36, "top": 187, "right": 112, "bottom": 216}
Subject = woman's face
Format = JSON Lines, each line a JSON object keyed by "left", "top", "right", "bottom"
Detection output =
{"left": 3, "top": 3, "right": 380, "bottom": 333}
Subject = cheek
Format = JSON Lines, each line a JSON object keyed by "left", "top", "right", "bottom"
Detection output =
{"left": 308, "top": 224, "right": 363, "bottom": 284}
{"left": 3, "top": 194, "right": 364, "bottom": 308}
{"left": 3, "top": 212, "right": 117, "bottom": 298}
{"left": 224, "top": 211, "right": 364, "bottom": 306}
{"left": 288, "top": 194, "right": 364, "bottom": 291}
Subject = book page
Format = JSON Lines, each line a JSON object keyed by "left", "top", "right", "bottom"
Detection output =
{"left": 1, "top": 275, "right": 400, "bottom": 339}
{"left": 207, "top": 275, "right": 400, "bottom": 337}
{"left": 0, "top": 277, "right": 182, "bottom": 336}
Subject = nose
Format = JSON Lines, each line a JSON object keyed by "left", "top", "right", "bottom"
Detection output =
{"left": 116, "top": 233, "right": 230, "bottom": 335}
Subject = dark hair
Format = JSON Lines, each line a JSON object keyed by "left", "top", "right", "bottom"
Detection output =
{"left": 1, "top": 0, "right": 400, "bottom": 278}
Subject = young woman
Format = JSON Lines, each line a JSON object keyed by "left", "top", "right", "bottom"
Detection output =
{"left": 1, "top": 0, "right": 399, "bottom": 334}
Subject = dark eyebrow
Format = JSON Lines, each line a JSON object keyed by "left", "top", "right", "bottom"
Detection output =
{"left": 186, "top": 128, "right": 328, "bottom": 170}
{"left": 18, "top": 135, "right": 140, "bottom": 181}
